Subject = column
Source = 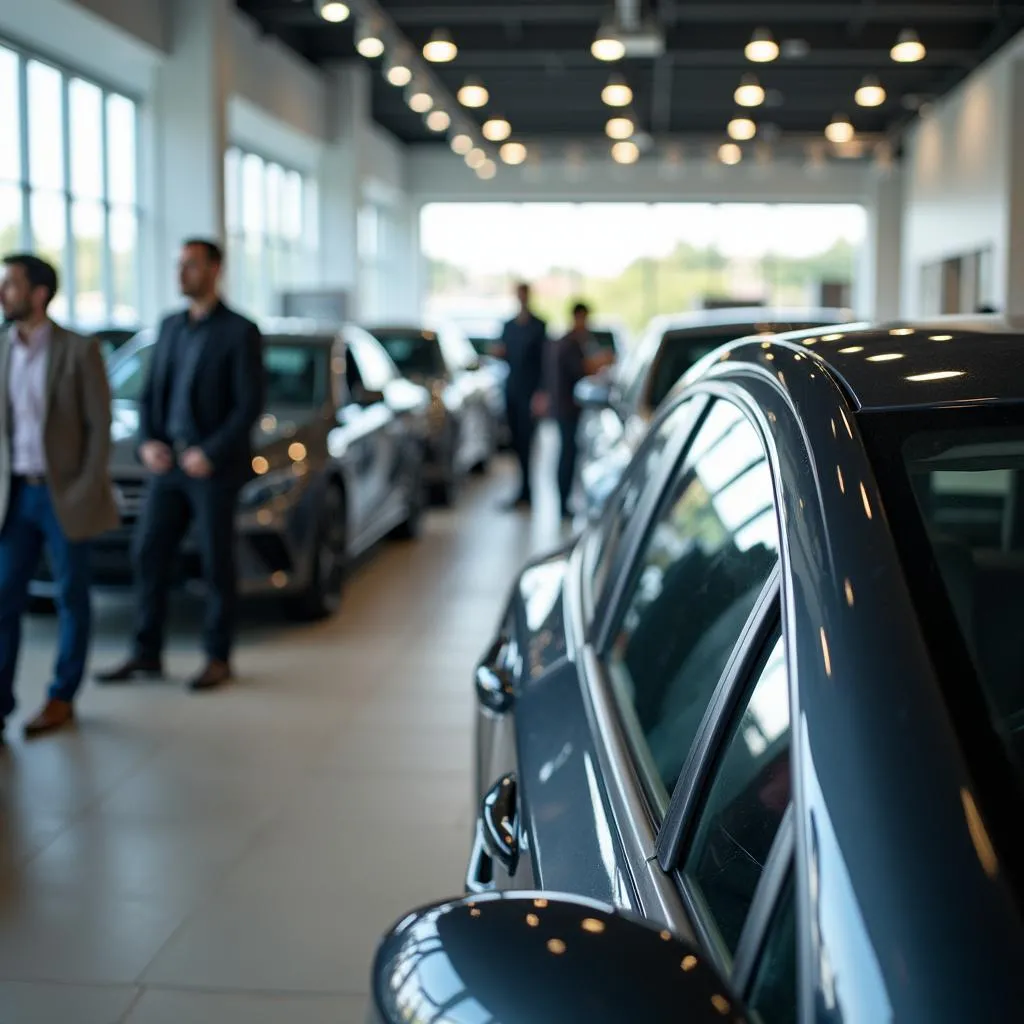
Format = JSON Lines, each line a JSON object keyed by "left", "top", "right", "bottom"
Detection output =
{"left": 1006, "top": 58, "right": 1024, "bottom": 318}
{"left": 860, "top": 167, "right": 903, "bottom": 320}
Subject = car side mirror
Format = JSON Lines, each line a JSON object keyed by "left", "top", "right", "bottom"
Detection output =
{"left": 355, "top": 384, "right": 385, "bottom": 407}
{"left": 372, "top": 892, "right": 746, "bottom": 1024}
{"left": 575, "top": 374, "right": 612, "bottom": 410}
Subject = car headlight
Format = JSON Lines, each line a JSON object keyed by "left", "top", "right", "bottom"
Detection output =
{"left": 240, "top": 469, "right": 301, "bottom": 509}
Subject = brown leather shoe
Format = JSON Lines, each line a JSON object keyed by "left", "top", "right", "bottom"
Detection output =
{"left": 95, "top": 657, "right": 164, "bottom": 684}
{"left": 188, "top": 660, "right": 232, "bottom": 692}
{"left": 23, "top": 699, "right": 75, "bottom": 738}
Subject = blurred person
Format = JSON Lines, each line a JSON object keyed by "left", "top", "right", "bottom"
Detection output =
{"left": 494, "top": 282, "right": 547, "bottom": 508}
{"left": 549, "top": 301, "right": 606, "bottom": 520}
{"left": 0, "top": 254, "right": 118, "bottom": 740}
{"left": 97, "top": 240, "right": 263, "bottom": 692}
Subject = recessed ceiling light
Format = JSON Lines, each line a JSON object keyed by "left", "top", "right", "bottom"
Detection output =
{"left": 317, "top": 1, "right": 350, "bottom": 23}
{"left": 423, "top": 27, "right": 457, "bottom": 63}
{"left": 891, "top": 28, "right": 926, "bottom": 63}
{"left": 825, "top": 114, "right": 854, "bottom": 144}
{"left": 500, "top": 142, "right": 528, "bottom": 165}
{"left": 482, "top": 117, "right": 512, "bottom": 142}
{"left": 466, "top": 148, "right": 487, "bottom": 170}
{"left": 602, "top": 74, "right": 633, "bottom": 107}
{"left": 426, "top": 109, "right": 451, "bottom": 132}
{"left": 606, "top": 116, "right": 635, "bottom": 140}
{"left": 855, "top": 75, "right": 887, "bottom": 107}
{"left": 477, "top": 158, "right": 497, "bottom": 180}
{"left": 407, "top": 87, "right": 434, "bottom": 113}
{"left": 611, "top": 140, "right": 640, "bottom": 164}
{"left": 718, "top": 142, "right": 742, "bottom": 166}
{"left": 450, "top": 133, "right": 474, "bottom": 155}
{"left": 355, "top": 20, "right": 384, "bottom": 58}
{"left": 734, "top": 74, "right": 765, "bottom": 108}
{"left": 745, "top": 27, "right": 779, "bottom": 63}
{"left": 458, "top": 77, "right": 489, "bottom": 108}
{"left": 728, "top": 117, "right": 757, "bottom": 141}
{"left": 592, "top": 24, "right": 625, "bottom": 62}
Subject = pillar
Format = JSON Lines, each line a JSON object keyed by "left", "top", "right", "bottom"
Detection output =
{"left": 860, "top": 167, "right": 903, "bottom": 320}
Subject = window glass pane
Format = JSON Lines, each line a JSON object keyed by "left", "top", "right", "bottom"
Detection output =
{"left": 109, "top": 340, "right": 155, "bottom": 401}
{"left": 283, "top": 170, "right": 302, "bottom": 241}
{"left": 685, "top": 636, "right": 790, "bottom": 956}
{"left": 110, "top": 207, "right": 138, "bottom": 326}
{"left": 606, "top": 401, "right": 779, "bottom": 799}
{"left": 106, "top": 93, "right": 136, "bottom": 205}
{"left": 305, "top": 178, "right": 319, "bottom": 251}
{"left": 0, "top": 47, "right": 20, "bottom": 183}
{"left": 358, "top": 205, "right": 379, "bottom": 260}
{"left": 72, "top": 200, "right": 105, "bottom": 327}
{"left": 748, "top": 878, "right": 797, "bottom": 1024}
{"left": 27, "top": 61, "right": 64, "bottom": 191}
{"left": 225, "top": 148, "right": 241, "bottom": 233}
{"left": 30, "top": 192, "right": 68, "bottom": 322}
{"left": 241, "top": 153, "right": 265, "bottom": 235}
{"left": 69, "top": 78, "right": 103, "bottom": 199}
{"left": 266, "top": 163, "right": 283, "bottom": 239}
{"left": 0, "top": 182, "right": 23, "bottom": 253}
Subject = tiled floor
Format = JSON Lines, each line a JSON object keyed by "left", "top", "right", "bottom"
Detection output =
{"left": 0, "top": 443, "right": 565, "bottom": 1023}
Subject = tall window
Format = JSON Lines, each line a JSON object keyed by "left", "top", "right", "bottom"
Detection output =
{"left": 0, "top": 42, "right": 140, "bottom": 328}
{"left": 224, "top": 147, "right": 318, "bottom": 319}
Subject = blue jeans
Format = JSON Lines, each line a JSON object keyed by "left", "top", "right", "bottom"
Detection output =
{"left": 0, "top": 480, "right": 92, "bottom": 722}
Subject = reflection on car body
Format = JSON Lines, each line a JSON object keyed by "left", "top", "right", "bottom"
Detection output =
{"left": 32, "top": 321, "right": 430, "bottom": 619}
{"left": 371, "top": 317, "right": 1024, "bottom": 1023}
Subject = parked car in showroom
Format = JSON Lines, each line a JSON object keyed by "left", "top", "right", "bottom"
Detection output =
{"left": 32, "top": 321, "right": 429, "bottom": 620}
{"left": 573, "top": 307, "right": 854, "bottom": 522}
{"left": 371, "top": 319, "right": 1024, "bottom": 1022}
{"left": 365, "top": 322, "right": 500, "bottom": 504}
{"left": 91, "top": 326, "right": 139, "bottom": 361}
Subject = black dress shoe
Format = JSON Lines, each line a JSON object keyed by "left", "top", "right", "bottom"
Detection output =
{"left": 95, "top": 657, "right": 164, "bottom": 683}
{"left": 188, "top": 660, "right": 232, "bottom": 692}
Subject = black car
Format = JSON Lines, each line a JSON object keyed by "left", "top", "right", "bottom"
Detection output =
{"left": 33, "top": 322, "right": 430, "bottom": 620}
{"left": 573, "top": 307, "right": 855, "bottom": 522}
{"left": 371, "top": 319, "right": 1024, "bottom": 1021}
{"left": 367, "top": 323, "right": 500, "bottom": 504}
{"left": 91, "top": 326, "right": 140, "bottom": 362}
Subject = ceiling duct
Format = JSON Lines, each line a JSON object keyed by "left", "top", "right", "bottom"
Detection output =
{"left": 613, "top": 0, "right": 665, "bottom": 58}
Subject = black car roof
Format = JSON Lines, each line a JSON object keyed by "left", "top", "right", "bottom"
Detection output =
{"left": 769, "top": 317, "right": 1024, "bottom": 412}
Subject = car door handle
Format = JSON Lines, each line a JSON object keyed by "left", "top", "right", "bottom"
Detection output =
{"left": 475, "top": 636, "right": 514, "bottom": 714}
{"left": 481, "top": 773, "right": 519, "bottom": 874}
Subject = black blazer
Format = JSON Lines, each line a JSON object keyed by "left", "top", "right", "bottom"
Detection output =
{"left": 139, "top": 302, "right": 265, "bottom": 480}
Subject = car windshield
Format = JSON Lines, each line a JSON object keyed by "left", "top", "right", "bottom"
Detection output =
{"left": 372, "top": 330, "right": 446, "bottom": 378}
{"left": 109, "top": 341, "right": 329, "bottom": 408}
{"left": 866, "top": 408, "right": 1024, "bottom": 800}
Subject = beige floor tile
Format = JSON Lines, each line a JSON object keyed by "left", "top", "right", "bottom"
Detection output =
{"left": 0, "top": 981, "right": 138, "bottom": 1024}
{"left": 126, "top": 989, "right": 367, "bottom": 1024}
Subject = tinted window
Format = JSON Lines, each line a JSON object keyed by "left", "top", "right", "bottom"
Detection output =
{"left": 109, "top": 341, "right": 155, "bottom": 401}
{"left": 263, "top": 344, "right": 329, "bottom": 408}
{"left": 748, "top": 878, "right": 797, "bottom": 1024}
{"left": 606, "top": 401, "right": 780, "bottom": 799}
{"left": 684, "top": 636, "right": 790, "bottom": 956}
{"left": 373, "top": 329, "right": 446, "bottom": 378}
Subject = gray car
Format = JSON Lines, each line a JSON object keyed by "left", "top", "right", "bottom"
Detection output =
{"left": 32, "top": 322, "right": 430, "bottom": 620}
{"left": 366, "top": 322, "right": 500, "bottom": 505}
{"left": 573, "top": 307, "right": 856, "bottom": 522}
{"left": 371, "top": 318, "right": 1024, "bottom": 1021}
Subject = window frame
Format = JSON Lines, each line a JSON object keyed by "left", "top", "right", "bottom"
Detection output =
{"left": 0, "top": 36, "right": 142, "bottom": 329}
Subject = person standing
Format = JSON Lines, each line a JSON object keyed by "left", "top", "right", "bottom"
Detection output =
{"left": 97, "top": 240, "right": 263, "bottom": 692}
{"left": 549, "top": 301, "right": 604, "bottom": 520}
{"left": 494, "top": 283, "right": 547, "bottom": 508}
{"left": 0, "top": 254, "right": 118, "bottom": 740}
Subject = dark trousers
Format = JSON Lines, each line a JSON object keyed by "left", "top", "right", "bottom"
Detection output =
{"left": 0, "top": 480, "right": 91, "bottom": 721}
{"left": 558, "top": 416, "right": 580, "bottom": 516}
{"left": 506, "top": 391, "right": 536, "bottom": 500}
{"left": 132, "top": 469, "right": 239, "bottom": 664}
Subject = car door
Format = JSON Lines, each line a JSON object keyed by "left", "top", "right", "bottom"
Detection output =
{"left": 439, "top": 323, "right": 490, "bottom": 469}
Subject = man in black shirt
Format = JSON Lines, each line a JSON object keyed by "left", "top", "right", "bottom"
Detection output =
{"left": 98, "top": 240, "right": 264, "bottom": 692}
{"left": 495, "top": 283, "right": 547, "bottom": 508}
{"left": 549, "top": 302, "right": 603, "bottom": 520}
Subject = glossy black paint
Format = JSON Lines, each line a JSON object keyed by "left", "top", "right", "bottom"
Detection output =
{"left": 482, "top": 774, "right": 519, "bottom": 874}
{"left": 474, "top": 637, "right": 515, "bottom": 714}
{"left": 372, "top": 892, "right": 747, "bottom": 1024}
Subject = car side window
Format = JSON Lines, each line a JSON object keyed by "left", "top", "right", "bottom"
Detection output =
{"left": 593, "top": 397, "right": 701, "bottom": 599}
{"left": 684, "top": 635, "right": 791, "bottom": 958}
{"left": 747, "top": 877, "right": 797, "bottom": 1024}
{"left": 605, "top": 399, "right": 780, "bottom": 802}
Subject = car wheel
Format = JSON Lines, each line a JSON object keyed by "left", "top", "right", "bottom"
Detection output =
{"left": 393, "top": 469, "right": 425, "bottom": 541}
{"left": 284, "top": 486, "right": 347, "bottom": 621}
{"left": 430, "top": 469, "right": 459, "bottom": 507}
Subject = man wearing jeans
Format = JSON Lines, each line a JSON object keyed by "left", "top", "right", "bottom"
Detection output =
{"left": 0, "top": 254, "right": 118, "bottom": 741}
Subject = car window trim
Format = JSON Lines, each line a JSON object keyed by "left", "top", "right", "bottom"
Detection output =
{"left": 657, "top": 581, "right": 782, "bottom": 870}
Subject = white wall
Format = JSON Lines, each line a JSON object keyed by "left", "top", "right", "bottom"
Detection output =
{"left": 901, "top": 34, "right": 1024, "bottom": 315}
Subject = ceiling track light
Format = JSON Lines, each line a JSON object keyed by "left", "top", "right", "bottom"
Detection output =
{"left": 727, "top": 116, "right": 757, "bottom": 141}
{"left": 423, "top": 27, "right": 458, "bottom": 63}
{"left": 718, "top": 142, "right": 742, "bottom": 166}
{"left": 611, "top": 140, "right": 640, "bottom": 165}
{"left": 406, "top": 84, "right": 434, "bottom": 114}
{"left": 592, "top": 23, "right": 625, "bottom": 62}
{"left": 855, "top": 75, "right": 887, "bottom": 108}
{"left": 458, "top": 77, "right": 489, "bottom": 108}
{"left": 355, "top": 20, "right": 385, "bottom": 59}
{"left": 482, "top": 116, "right": 512, "bottom": 142}
{"left": 384, "top": 51, "right": 413, "bottom": 88}
{"left": 477, "top": 158, "right": 497, "bottom": 180}
{"left": 745, "top": 27, "right": 779, "bottom": 63}
{"left": 466, "top": 148, "right": 487, "bottom": 170}
{"left": 891, "top": 28, "right": 926, "bottom": 63}
{"left": 825, "top": 113, "right": 855, "bottom": 144}
{"left": 426, "top": 109, "right": 451, "bottom": 133}
{"left": 602, "top": 73, "right": 633, "bottom": 107}
{"left": 734, "top": 73, "right": 765, "bottom": 108}
{"left": 605, "top": 116, "right": 635, "bottom": 140}
{"left": 500, "top": 141, "right": 528, "bottom": 165}
{"left": 450, "top": 132, "right": 474, "bottom": 156}
{"left": 316, "top": 0, "right": 350, "bottom": 23}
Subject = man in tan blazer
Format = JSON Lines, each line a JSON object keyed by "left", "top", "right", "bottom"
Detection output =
{"left": 0, "top": 254, "right": 118, "bottom": 741}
